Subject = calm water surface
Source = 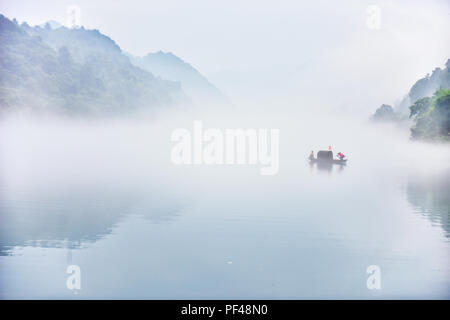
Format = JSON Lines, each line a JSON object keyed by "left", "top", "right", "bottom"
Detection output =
{"left": 0, "top": 118, "right": 449, "bottom": 299}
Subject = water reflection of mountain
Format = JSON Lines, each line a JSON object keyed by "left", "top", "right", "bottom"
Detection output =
{"left": 0, "top": 187, "right": 183, "bottom": 255}
{"left": 407, "top": 169, "right": 450, "bottom": 237}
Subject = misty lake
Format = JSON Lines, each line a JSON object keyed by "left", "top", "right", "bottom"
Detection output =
{"left": 0, "top": 112, "right": 449, "bottom": 299}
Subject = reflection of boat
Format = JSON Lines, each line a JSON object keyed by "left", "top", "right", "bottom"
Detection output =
{"left": 309, "top": 150, "right": 347, "bottom": 165}
{"left": 309, "top": 157, "right": 347, "bottom": 165}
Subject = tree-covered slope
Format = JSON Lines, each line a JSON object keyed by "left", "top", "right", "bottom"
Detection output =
{"left": 408, "top": 61, "right": 450, "bottom": 108}
{"left": 0, "top": 15, "right": 188, "bottom": 115}
{"left": 371, "top": 59, "right": 450, "bottom": 122}
{"left": 397, "top": 60, "right": 450, "bottom": 114}
{"left": 370, "top": 60, "right": 450, "bottom": 141}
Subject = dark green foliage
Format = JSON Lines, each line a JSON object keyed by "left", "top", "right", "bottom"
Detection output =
{"left": 409, "top": 89, "right": 450, "bottom": 141}
{"left": 409, "top": 97, "right": 432, "bottom": 119}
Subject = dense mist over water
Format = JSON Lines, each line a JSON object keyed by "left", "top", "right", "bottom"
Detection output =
{"left": 1, "top": 103, "right": 447, "bottom": 190}
{"left": 1, "top": 104, "right": 449, "bottom": 299}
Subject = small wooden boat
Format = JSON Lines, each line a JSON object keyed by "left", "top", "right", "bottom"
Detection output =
{"left": 308, "top": 150, "right": 347, "bottom": 165}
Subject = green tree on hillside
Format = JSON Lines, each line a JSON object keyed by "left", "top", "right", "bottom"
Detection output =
{"left": 409, "top": 89, "right": 450, "bottom": 141}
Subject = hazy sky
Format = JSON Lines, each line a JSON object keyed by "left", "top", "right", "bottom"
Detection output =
{"left": 1, "top": 0, "right": 449, "bottom": 108}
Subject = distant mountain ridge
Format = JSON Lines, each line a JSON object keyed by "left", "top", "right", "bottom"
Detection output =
{"left": 128, "top": 51, "right": 228, "bottom": 106}
{"left": 0, "top": 15, "right": 200, "bottom": 115}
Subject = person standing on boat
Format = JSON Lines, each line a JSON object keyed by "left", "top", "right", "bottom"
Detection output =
{"left": 337, "top": 152, "right": 345, "bottom": 160}
{"left": 309, "top": 151, "right": 314, "bottom": 160}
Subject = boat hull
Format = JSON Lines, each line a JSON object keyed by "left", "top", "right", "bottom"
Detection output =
{"left": 309, "top": 158, "right": 347, "bottom": 165}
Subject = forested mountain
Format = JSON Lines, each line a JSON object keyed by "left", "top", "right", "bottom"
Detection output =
{"left": 409, "top": 89, "right": 450, "bottom": 141}
{"left": 128, "top": 51, "right": 228, "bottom": 106}
{"left": 0, "top": 15, "right": 189, "bottom": 116}
{"left": 372, "top": 60, "right": 450, "bottom": 119}
{"left": 371, "top": 59, "right": 450, "bottom": 141}
{"left": 402, "top": 60, "right": 450, "bottom": 113}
